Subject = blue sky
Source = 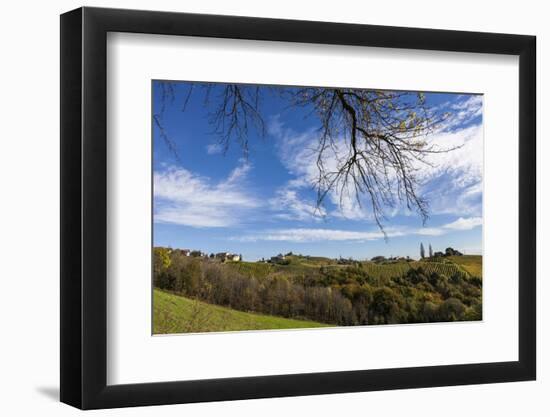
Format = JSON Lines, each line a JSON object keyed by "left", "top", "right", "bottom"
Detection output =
{"left": 153, "top": 81, "right": 483, "bottom": 261}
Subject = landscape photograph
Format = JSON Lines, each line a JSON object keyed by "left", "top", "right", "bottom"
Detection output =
{"left": 152, "top": 80, "right": 483, "bottom": 334}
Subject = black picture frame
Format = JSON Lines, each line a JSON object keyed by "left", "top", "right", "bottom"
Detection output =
{"left": 60, "top": 6, "right": 536, "bottom": 410}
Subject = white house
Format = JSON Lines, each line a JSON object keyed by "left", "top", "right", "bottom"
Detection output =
{"left": 215, "top": 252, "right": 241, "bottom": 262}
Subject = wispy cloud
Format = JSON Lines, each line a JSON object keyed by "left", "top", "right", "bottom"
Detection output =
{"left": 154, "top": 160, "right": 260, "bottom": 228}
{"left": 231, "top": 216, "right": 482, "bottom": 243}
{"left": 268, "top": 94, "right": 483, "bottom": 223}
{"left": 420, "top": 123, "right": 483, "bottom": 217}
{"left": 443, "top": 216, "right": 483, "bottom": 231}
{"left": 411, "top": 216, "right": 483, "bottom": 237}
{"left": 442, "top": 95, "right": 483, "bottom": 131}
{"left": 231, "top": 228, "right": 391, "bottom": 243}
{"left": 417, "top": 96, "right": 483, "bottom": 218}
{"left": 269, "top": 117, "right": 371, "bottom": 222}
{"left": 206, "top": 143, "right": 223, "bottom": 155}
{"left": 269, "top": 188, "right": 326, "bottom": 221}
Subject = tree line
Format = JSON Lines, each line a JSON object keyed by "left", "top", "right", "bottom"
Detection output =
{"left": 154, "top": 248, "right": 482, "bottom": 326}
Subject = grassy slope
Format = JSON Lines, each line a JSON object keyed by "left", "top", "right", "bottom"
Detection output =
{"left": 226, "top": 261, "right": 274, "bottom": 279}
{"left": 447, "top": 255, "right": 483, "bottom": 278}
{"left": 153, "top": 289, "right": 330, "bottom": 334}
{"left": 227, "top": 256, "right": 328, "bottom": 279}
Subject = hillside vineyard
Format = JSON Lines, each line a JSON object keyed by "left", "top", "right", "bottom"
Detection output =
{"left": 153, "top": 249, "right": 482, "bottom": 333}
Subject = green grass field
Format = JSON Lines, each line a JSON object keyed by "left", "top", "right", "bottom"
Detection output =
{"left": 153, "top": 289, "right": 330, "bottom": 334}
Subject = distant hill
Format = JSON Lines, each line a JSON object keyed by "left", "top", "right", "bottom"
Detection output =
{"left": 224, "top": 253, "right": 481, "bottom": 282}
{"left": 361, "top": 259, "right": 476, "bottom": 280}
{"left": 153, "top": 289, "right": 330, "bottom": 334}
{"left": 226, "top": 254, "right": 334, "bottom": 279}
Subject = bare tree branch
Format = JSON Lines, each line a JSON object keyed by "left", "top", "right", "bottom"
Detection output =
{"left": 154, "top": 82, "right": 460, "bottom": 234}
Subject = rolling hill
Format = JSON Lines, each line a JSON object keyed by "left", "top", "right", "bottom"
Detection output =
{"left": 361, "top": 257, "right": 481, "bottom": 280}
{"left": 446, "top": 255, "right": 483, "bottom": 278}
{"left": 153, "top": 250, "right": 483, "bottom": 333}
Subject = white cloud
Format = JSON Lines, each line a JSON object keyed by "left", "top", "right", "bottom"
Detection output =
{"left": 431, "top": 95, "right": 483, "bottom": 131}
{"left": 269, "top": 94, "right": 484, "bottom": 222}
{"left": 206, "top": 143, "right": 223, "bottom": 155}
{"left": 415, "top": 227, "right": 446, "bottom": 236}
{"left": 231, "top": 216, "right": 482, "bottom": 243}
{"left": 154, "top": 161, "right": 260, "bottom": 228}
{"left": 443, "top": 216, "right": 483, "bottom": 231}
{"left": 445, "top": 95, "right": 483, "bottom": 129}
{"left": 224, "top": 159, "right": 251, "bottom": 184}
{"left": 421, "top": 125, "right": 483, "bottom": 182}
{"left": 232, "top": 228, "right": 392, "bottom": 243}
{"left": 271, "top": 122, "right": 372, "bottom": 221}
{"left": 410, "top": 216, "right": 483, "bottom": 237}
{"left": 269, "top": 188, "right": 326, "bottom": 221}
{"left": 419, "top": 123, "right": 483, "bottom": 217}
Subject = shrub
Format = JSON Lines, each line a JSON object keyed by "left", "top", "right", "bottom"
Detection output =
{"left": 437, "top": 298, "right": 466, "bottom": 321}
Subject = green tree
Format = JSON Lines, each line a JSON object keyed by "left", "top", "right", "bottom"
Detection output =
{"left": 438, "top": 298, "right": 466, "bottom": 321}
{"left": 153, "top": 247, "right": 172, "bottom": 288}
{"left": 370, "top": 287, "right": 402, "bottom": 324}
{"left": 153, "top": 247, "right": 171, "bottom": 274}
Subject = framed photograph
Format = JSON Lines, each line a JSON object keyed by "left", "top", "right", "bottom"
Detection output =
{"left": 60, "top": 6, "right": 536, "bottom": 409}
